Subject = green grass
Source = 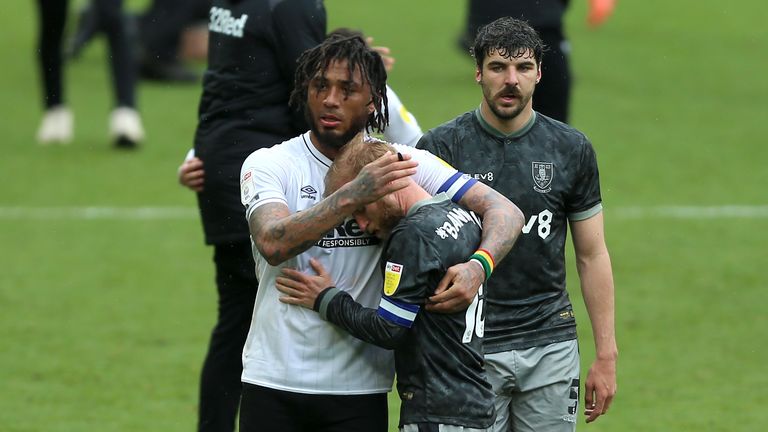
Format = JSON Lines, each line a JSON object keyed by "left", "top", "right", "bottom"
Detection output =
{"left": 1, "top": 0, "right": 767, "bottom": 431}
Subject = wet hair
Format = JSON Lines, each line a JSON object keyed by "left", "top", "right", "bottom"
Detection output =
{"left": 325, "top": 137, "right": 395, "bottom": 195}
{"left": 471, "top": 17, "right": 545, "bottom": 68}
{"left": 290, "top": 33, "right": 389, "bottom": 133}
{"left": 327, "top": 27, "right": 365, "bottom": 40}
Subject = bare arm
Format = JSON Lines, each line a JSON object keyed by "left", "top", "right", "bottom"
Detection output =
{"left": 571, "top": 212, "right": 618, "bottom": 423}
{"left": 427, "top": 181, "right": 524, "bottom": 312}
{"left": 249, "top": 152, "right": 417, "bottom": 265}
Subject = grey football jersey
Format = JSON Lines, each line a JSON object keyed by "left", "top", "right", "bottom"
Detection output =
{"left": 319, "top": 196, "right": 495, "bottom": 428}
{"left": 418, "top": 110, "right": 603, "bottom": 352}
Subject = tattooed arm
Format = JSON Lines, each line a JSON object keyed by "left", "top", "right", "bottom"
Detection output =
{"left": 249, "top": 152, "right": 418, "bottom": 266}
{"left": 427, "top": 181, "right": 524, "bottom": 312}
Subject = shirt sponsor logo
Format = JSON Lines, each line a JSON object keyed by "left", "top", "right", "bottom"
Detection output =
{"left": 209, "top": 7, "right": 248, "bottom": 38}
{"left": 300, "top": 185, "right": 318, "bottom": 200}
{"left": 470, "top": 171, "right": 494, "bottom": 182}
{"left": 315, "top": 219, "right": 380, "bottom": 249}
{"left": 532, "top": 161, "right": 553, "bottom": 193}
{"left": 435, "top": 208, "right": 481, "bottom": 240}
{"left": 384, "top": 262, "right": 403, "bottom": 295}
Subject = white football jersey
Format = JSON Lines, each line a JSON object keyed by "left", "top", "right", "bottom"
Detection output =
{"left": 239, "top": 132, "right": 477, "bottom": 394}
{"left": 380, "top": 85, "right": 423, "bottom": 147}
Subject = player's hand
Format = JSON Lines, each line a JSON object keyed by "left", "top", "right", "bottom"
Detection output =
{"left": 587, "top": 0, "right": 616, "bottom": 28}
{"left": 341, "top": 151, "right": 418, "bottom": 210}
{"left": 425, "top": 261, "right": 484, "bottom": 313}
{"left": 178, "top": 156, "right": 205, "bottom": 192}
{"left": 276, "top": 258, "right": 334, "bottom": 310}
{"left": 584, "top": 357, "right": 617, "bottom": 423}
{"left": 366, "top": 37, "right": 395, "bottom": 72}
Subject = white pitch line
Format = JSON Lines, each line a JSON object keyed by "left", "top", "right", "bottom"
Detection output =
{"left": 613, "top": 205, "right": 768, "bottom": 219}
{"left": 0, "top": 206, "right": 198, "bottom": 220}
{"left": 0, "top": 205, "right": 767, "bottom": 221}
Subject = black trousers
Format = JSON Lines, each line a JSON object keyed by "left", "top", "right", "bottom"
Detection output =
{"left": 36, "top": 0, "right": 67, "bottom": 108}
{"left": 198, "top": 240, "right": 258, "bottom": 432}
{"left": 533, "top": 27, "right": 571, "bottom": 123}
{"left": 36, "top": 0, "right": 136, "bottom": 108}
{"left": 239, "top": 383, "right": 389, "bottom": 432}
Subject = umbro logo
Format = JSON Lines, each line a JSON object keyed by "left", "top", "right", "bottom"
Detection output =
{"left": 301, "top": 185, "right": 318, "bottom": 200}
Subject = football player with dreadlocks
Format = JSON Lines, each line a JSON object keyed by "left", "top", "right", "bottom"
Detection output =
{"left": 237, "top": 34, "right": 523, "bottom": 432}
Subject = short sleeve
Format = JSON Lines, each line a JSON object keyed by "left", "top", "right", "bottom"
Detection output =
{"left": 566, "top": 136, "right": 603, "bottom": 220}
{"left": 393, "top": 144, "right": 477, "bottom": 202}
{"left": 240, "top": 148, "right": 289, "bottom": 221}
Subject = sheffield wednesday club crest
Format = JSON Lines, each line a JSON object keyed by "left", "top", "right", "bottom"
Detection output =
{"left": 532, "top": 162, "right": 553, "bottom": 193}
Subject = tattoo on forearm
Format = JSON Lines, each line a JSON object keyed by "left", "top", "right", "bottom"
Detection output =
{"left": 249, "top": 191, "right": 351, "bottom": 263}
{"left": 464, "top": 189, "right": 521, "bottom": 261}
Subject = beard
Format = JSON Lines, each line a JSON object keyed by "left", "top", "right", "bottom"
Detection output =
{"left": 307, "top": 108, "right": 370, "bottom": 150}
{"left": 483, "top": 84, "right": 534, "bottom": 121}
{"left": 372, "top": 197, "right": 402, "bottom": 240}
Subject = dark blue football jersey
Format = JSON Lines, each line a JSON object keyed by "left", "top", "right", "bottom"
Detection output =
{"left": 418, "top": 110, "right": 603, "bottom": 352}
{"left": 318, "top": 195, "right": 495, "bottom": 428}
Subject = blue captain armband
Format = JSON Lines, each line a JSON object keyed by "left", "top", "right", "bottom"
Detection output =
{"left": 437, "top": 172, "right": 478, "bottom": 203}
{"left": 377, "top": 297, "right": 420, "bottom": 328}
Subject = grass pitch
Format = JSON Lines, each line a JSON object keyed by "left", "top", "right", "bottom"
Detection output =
{"left": 1, "top": 0, "right": 766, "bottom": 431}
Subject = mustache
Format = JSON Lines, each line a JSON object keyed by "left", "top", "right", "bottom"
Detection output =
{"left": 496, "top": 86, "right": 521, "bottom": 98}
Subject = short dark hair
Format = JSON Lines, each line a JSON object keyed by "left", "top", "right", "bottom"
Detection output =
{"left": 290, "top": 34, "right": 389, "bottom": 134}
{"left": 471, "top": 17, "right": 545, "bottom": 68}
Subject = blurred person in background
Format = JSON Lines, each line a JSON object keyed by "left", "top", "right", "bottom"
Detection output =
{"left": 136, "top": 0, "right": 209, "bottom": 81}
{"left": 459, "top": 0, "right": 615, "bottom": 123}
{"left": 69, "top": 0, "right": 209, "bottom": 82}
{"left": 419, "top": 17, "right": 617, "bottom": 431}
{"left": 35, "top": 0, "right": 144, "bottom": 148}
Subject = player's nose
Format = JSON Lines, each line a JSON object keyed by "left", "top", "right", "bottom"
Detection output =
{"left": 323, "top": 86, "right": 342, "bottom": 107}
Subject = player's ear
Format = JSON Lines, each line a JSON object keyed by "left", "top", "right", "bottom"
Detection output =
{"left": 475, "top": 67, "right": 482, "bottom": 84}
{"left": 536, "top": 62, "right": 542, "bottom": 84}
{"left": 367, "top": 100, "right": 375, "bottom": 114}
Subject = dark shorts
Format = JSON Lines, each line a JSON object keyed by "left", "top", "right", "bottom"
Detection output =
{"left": 239, "top": 383, "right": 388, "bottom": 432}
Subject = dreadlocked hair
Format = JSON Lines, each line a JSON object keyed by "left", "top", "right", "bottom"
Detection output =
{"left": 471, "top": 17, "right": 546, "bottom": 68}
{"left": 290, "top": 33, "right": 389, "bottom": 134}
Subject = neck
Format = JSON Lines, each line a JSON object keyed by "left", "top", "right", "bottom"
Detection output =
{"left": 309, "top": 130, "right": 366, "bottom": 160}
{"left": 479, "top": 100, "right": 533, "bottom": 135}
{"left": 395, "top": 181, "right": 432, "bottom": 215}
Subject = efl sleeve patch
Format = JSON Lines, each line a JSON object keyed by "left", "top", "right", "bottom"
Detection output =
{"left": 240, "top": 169, "right": 258, "bottom": 203}
{"left": 383, "top": 261, "right": 403, "bottom": 296}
